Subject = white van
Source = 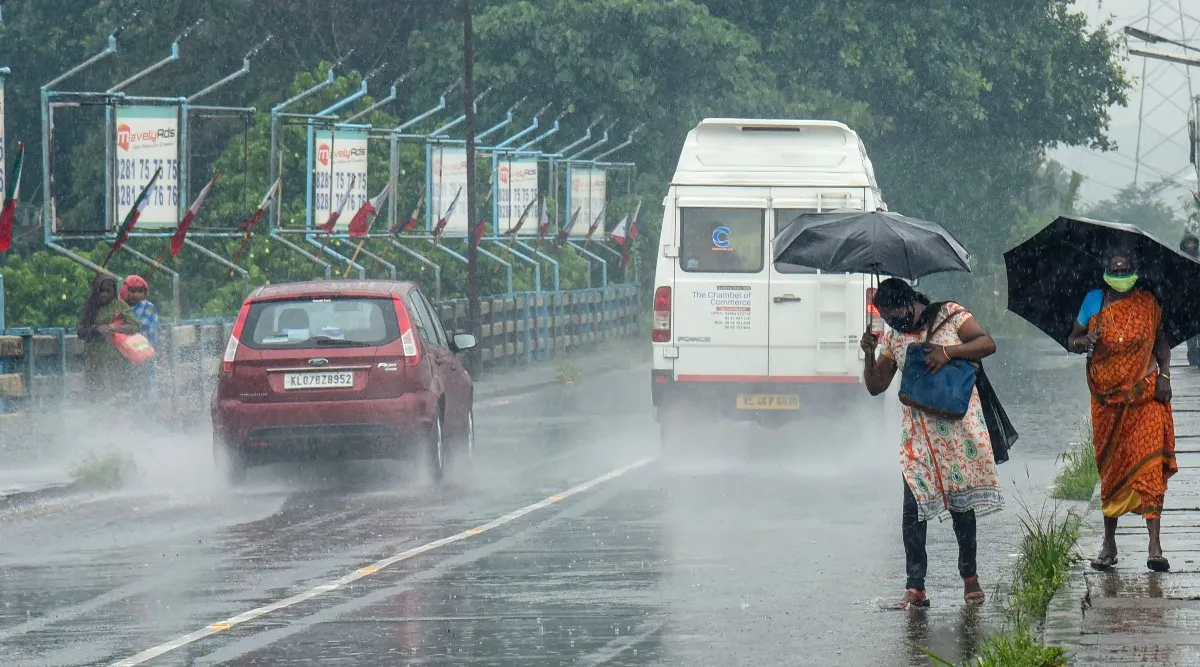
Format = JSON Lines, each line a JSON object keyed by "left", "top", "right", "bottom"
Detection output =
{"left": 650, "top": 118, "right": 889, "bottom": 444}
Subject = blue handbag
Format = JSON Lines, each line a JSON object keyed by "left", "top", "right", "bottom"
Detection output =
{"left": 898, "top": 304, "right": 978, "bottom": 420}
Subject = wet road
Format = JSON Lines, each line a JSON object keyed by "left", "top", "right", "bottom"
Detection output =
{"left": 0, "top": 342, "right": 1088, "bottom": 666}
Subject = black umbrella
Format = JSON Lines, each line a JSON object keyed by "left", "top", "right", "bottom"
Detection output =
{"left": 773, "top": 211, "right": 972, "bottom": 280}
{"left": 1004, "top": 215, "right": 1200, "bottom": 349}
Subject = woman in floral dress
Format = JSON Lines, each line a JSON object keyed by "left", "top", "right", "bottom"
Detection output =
{"left": 861, "top": 278, "right": 1004, "bottom": 609}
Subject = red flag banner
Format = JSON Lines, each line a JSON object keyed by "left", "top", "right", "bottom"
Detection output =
{"left": 104, "top": 167, "right": 162, "bottom": 268}
{"left": 0, "top": 141, "right": 24, "bottom": 253}
{"left": 348, "top": 180, "right": 394, "bottom": 238}
{"left": 170, "top": 171, "right": 220, "bottom": 258}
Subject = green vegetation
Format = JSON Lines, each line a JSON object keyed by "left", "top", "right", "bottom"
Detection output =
{"left": 922, "top": 503, "right": 1081, "bottom": 666}
{"left": 70, "top": 449, "right": 139, "bottom": 490}
{"left": 0, "top": 1, "right": 1133, "bottom": 327}
{"left": 555, "top": 361, "right": 582, "bottom": 385}
{"left": 1051, "top": 435, "right": 1099, "bottom": 502}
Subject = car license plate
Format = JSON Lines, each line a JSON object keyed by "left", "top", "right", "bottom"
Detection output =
{"left": 736, "top": 393, "right": 800, "bottom": 410}
{"left": 283, "top": 371, "right": 354, "bottom": 390}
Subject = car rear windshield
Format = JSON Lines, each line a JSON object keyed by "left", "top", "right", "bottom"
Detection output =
{"left": 242, "top": 297, "right": 399, "bottom": 349}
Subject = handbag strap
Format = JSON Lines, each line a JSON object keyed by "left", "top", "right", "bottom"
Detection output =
{"left": 922, "top": 301, "right": 960, "bottom": 343}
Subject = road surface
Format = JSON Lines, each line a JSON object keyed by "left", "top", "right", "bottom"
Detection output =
{"left": 0, "top": 344, "right": 1087, "bottom": 666}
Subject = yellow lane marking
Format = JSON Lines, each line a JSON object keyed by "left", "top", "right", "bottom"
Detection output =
{"left": 107, "top": 457, "right": 655, "bottom": 667}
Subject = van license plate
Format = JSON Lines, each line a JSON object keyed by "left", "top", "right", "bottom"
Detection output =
{"left": 736, "top": 394, "right": 800, "bottom": 410}
{"left": 283, "top": 371, "right": 354, "bottom": 390}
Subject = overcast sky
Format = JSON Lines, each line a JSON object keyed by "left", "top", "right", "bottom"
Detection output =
{"left": 1049, "top": 0, "right": 1199, "bottom": 212}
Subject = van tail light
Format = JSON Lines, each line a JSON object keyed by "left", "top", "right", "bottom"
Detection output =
{"left": 222, "top": 301, "right": 252, "bottom": 374}
{"left": 865, "top": 287, "right": 882, "bottom": 333}
{"left": 392, "top": 295, "right": 422, "bottom": 367}
{"left": 652, "top": 286, "right": 672, "bottom": 343}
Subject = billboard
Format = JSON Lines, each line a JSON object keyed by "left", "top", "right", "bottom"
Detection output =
{"left": 568, "top": 168, "right": 607, "bottom": 238}
{"left": 115, "top": 105, "right": 180, "bottom": 229}
{"left": 313, "top": 129, "right": 369, "bottom": 230}
{"left": 428, "top": 145, "right": 469, "bottom": 235}
{"left": 496, "top": 157, "right": 538, "bottom": 235}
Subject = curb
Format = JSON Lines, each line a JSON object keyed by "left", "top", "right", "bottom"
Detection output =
{"left": 0, "top": 479, "right": 90, "bottom": 513}
{"left": 1042, "top": 483, "right": 1102, "bottom": 652}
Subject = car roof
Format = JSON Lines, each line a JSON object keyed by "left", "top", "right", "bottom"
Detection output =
{"left": 248, "top": 280, "right": 417, "bottom": 301}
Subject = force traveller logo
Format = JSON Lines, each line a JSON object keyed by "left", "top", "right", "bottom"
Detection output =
{"left": 117, "top": 123, "right": 176, "bottom": 152}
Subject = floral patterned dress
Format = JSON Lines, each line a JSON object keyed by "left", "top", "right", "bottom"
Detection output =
{"left": 880, "top": 303, "right": 1004, "bottom": 522}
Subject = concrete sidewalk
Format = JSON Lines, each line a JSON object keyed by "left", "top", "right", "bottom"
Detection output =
{"left": 1045, "top": 358, "right": 1200, "bottom": 664}
{"left": 0, "top": 343, "right": 648, "bottom": 505}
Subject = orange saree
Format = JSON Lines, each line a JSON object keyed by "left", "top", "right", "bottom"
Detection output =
{"left": 1085, "top": 289, "right": 1177, "bottom": 520}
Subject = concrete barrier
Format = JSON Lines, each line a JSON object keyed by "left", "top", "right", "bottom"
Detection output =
{"left": 0, "top": 285, "right": 640, "bottom": 416}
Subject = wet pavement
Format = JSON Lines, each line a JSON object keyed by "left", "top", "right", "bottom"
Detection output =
{"left": 1046, "top": 358, "right": 1200, "bottom": 665}
{"left": 0, "top": 340, "right": 1088, "bottom": 666}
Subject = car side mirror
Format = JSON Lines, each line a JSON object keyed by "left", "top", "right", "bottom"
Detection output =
{"left": 451, "top": 332, "right": 477, "bottom": 352}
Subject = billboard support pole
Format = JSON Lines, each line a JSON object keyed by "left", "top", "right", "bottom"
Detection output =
{"left": 568, "top": 240, "right": 607, "bottom": 287}
{"left": 474, "top": 97, "right": 525, "bottom": 144}
{"left": 514, "top": 239, "right": 559, "bottom": 291}
{"left": 493, "top": 240, "right": 540, "bottom": 293}
{"left": 389, "top": 239, "right": 443, "bottom": 298}
{"left": 41, "top": 32, "right": 119, "bottom": 245}
{"left": 386, "top": 78, "right": 460, "bottom": 234}
{"left": 515, "top": 111, "right": 565, "bottom": 152}
{"left": 430, "top": 87, "right": 492, "bottom": 138}
{"left": 492, "top": 102, "right": 551, "bottom": 150}
{"left": 183, "top": 238, "right": 249, "bottom": 297}
{"left": 475, "top": 243, "right": 513, "bottom": 295}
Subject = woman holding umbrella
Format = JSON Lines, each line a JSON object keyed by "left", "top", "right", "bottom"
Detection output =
{"left": 1067, "top": 246, "right": 1176, "bottom": 572}
{"left": 862, "top": 278, "right": 1004, "bottom": 609}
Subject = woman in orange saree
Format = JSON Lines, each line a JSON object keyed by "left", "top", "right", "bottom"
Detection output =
{"left": 1068, "top": 248, "right": 1177, "bottom": 572}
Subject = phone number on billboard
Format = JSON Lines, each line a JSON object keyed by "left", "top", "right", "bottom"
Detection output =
{"left": 118, "top": 158, "right": 179, "bottom": 182}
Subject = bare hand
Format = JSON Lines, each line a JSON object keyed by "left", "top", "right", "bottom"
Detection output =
{"left": 923, "top": 344, "right": 951, "bottom": 373}
{"left": 860, "top": 330, "right": 878, "bottom": 357}
{"left": 1157, "top": 376, "right": 1172, "bottom": 403}
{"left": 1072, "top": 330, "right": 1101, "bottom": 353}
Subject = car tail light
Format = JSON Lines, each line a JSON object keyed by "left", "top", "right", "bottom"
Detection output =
{"left": 222, "top": 301, "right": 252, "bottom": 374}
{"left": 392, "top": 295, "right": 422, "bottom": 367}
{"left": 652, "top": 286, "right": 671, "bottom": 343}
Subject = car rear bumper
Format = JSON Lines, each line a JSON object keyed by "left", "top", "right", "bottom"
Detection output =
{"left": 212, "top": 391, "right": 436, "bottom": 460}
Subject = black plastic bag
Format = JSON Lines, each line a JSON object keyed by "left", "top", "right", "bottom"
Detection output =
{"left": 976, "top": 365, "right": 1017, "bottom": 464}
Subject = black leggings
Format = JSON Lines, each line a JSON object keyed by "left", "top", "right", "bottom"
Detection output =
{"left": 902, "top": 478, "right": 977, "bottom": 591}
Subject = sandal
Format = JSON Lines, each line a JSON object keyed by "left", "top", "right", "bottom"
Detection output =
{"left": 888, "top": 588, "right": 930, "bottom": 610}
{"left": 963, "top": 575, "right": 985, "bottom": 605}
{"left": 1147, "top": 555, "right": 1171, "bottom": 572}
{"left": 1091, "top": 553, "right": 1118, "bottom": 571}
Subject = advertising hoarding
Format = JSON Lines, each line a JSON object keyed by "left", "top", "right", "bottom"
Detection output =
{"left": 313, "top": 128, "right": 369, "bottom": 230}
{"left": 568, "top": 167, "right": 607, "bottom": 238}
{"left": 429, "top": 145, "right": 470, "bottom": 235}
{"left": 496, "top": 157, "right": 538, "bottom": 235}
{"left": 115, "top": 105, "right": 180, "bottom": 229}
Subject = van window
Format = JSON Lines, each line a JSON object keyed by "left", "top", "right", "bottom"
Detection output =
{"left": 679, "top": 208, "right": 764, "bottom": 273}
{"left": 243, "top": 297, "right": 399, "bottom": 349}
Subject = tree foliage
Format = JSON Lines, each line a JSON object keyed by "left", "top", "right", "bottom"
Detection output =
{"left": 0, "top": 0, "right": 1134, "bottom": 328}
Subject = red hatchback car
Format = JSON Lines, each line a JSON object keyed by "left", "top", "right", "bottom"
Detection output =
{"left": 210, "top": 280, "right": 477, "bottom": 483}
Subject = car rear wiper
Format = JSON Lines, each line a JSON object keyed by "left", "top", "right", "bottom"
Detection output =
{"left": 312, "top": 337, "right": 373, "bottom": 347}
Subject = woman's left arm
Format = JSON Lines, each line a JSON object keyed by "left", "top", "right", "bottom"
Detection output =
{"left": 944, "top": 316, "right": 997, "bottom": 361}
{"left": 1155, "top": 325, "right": 1172, "bottom": 402}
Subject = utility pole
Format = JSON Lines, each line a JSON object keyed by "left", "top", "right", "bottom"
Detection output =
{"left": 463, "top": 0, "right": 482, "bottom": 371}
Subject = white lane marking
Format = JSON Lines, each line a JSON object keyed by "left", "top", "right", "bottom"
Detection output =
{"left": 108, "top": 457, "right": 656, "bottom": 667}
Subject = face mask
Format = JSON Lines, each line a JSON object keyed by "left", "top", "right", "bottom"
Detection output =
{"left": 884, "top": 307, "right": 920, "bottom": 333}
{"left": 1104, "top": 272, "right": 1138, "bottom": 293}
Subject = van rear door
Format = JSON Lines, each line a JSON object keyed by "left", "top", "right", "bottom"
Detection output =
{"left": 767, "top": 190, "right": 869, "bottom": 381}
{"left": 668, "top": 188, "right": 770, "bottom": 380}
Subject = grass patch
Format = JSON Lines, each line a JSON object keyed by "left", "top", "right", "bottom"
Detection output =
{"left": 921, "top": 504, "right": 1081, "bottom": 666}
{"left": 555, "top": 361, "right": 582, "bottom": 385}
{"left": 1050, "top": 434, "right": 1098, "bottom": 502}
{"left": 70, "top": 449, "right": 138, "bottom": 490}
